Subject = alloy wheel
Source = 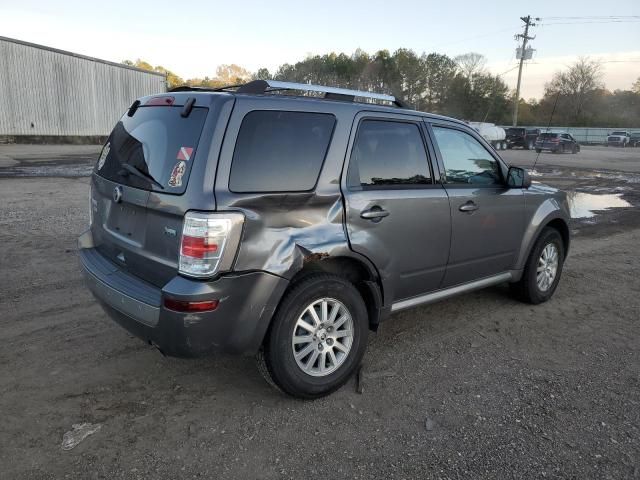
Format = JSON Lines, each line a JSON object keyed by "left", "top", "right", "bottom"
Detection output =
{"left": 291, "top": 298, "right": 354, "bottom": 377}
{"left": 536, "top": 243, "right": 559, "bottom": 292}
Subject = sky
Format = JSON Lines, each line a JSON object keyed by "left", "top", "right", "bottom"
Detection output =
{"left": 1, "top": 0, "right": 639, "bottom": 99}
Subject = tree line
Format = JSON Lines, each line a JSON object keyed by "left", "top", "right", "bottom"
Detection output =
{"left": 124, "top": 50, "right": 640, "bottom": 127}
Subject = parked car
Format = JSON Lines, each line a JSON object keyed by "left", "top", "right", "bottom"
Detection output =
{"left": 78, "top": 80, "right": 571, "bottom": 398}
{"left": 628, "top": 132, "right": 640, "bottom": 147}
{"left": 535, "top": 132, "right": 580, "bottom": 154}
{"left": 505, "top": 127, "right": 541, "bottom": 150}
{"left": 607, "top": 131, "right": 631, "bottom": 147}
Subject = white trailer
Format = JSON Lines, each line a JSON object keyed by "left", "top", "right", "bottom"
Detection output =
{"left": 468, "top": 122, "right": 507, "bottom": 150}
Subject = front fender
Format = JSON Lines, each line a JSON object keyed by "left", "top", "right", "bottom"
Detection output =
{"left": 514, "top": 194, "right": 570, "bottom": 271}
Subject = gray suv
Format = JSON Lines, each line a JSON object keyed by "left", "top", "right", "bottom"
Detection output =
{"left": 79, "top": 80, "right": 570, "bottom": 398}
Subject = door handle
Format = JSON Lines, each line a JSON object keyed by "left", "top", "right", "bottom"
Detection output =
{"left": 459, "top": 201, "right": 479, "bottom": 213}
{"left": 360, "top": 206, "right": 390, "bottom": 222}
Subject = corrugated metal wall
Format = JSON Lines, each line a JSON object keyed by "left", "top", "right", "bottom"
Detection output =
{"left": 0, "top": 37, "right": 167, "bottom": 136}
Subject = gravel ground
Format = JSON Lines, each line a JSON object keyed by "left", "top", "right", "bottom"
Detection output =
{"left": 0, "top": 147, "right": 639, "bottom": 479}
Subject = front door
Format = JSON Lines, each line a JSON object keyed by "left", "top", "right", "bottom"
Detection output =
{"left": 343, "top": 114, "right": 451, "bottom": 303}
{"left": 429, "top": 124, "right": 525, "bottom": 287}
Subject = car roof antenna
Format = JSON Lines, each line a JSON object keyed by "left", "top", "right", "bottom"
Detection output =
{"left": 531, "top": 91, "right": 561, "bottom": 173}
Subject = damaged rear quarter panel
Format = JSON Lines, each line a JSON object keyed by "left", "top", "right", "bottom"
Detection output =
{"left": 213, "top": 96, "right": 369, "bottom": 279}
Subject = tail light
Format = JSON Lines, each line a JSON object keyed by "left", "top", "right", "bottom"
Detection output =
{"left": 551, "top": 138, "right": 560, "bottom": 143}
{"left": 178, "top": 211, "right": 244, "bottom": 278}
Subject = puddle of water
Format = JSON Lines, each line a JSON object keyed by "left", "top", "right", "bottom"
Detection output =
{"left": 567, "top": 192, "right": 632, "bottom": 218}
{"left": 0, "top": 164, "right": 93, "bottom": 178}
{"left": 529, "top": 169, "right": 562, "bottom": 177}
{"left": 578, "top": 171, "right": 640, "bottom": 184}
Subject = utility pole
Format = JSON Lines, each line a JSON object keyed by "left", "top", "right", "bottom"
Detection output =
{"left": 512, "top": 15, "right": 537, "bottom": 126}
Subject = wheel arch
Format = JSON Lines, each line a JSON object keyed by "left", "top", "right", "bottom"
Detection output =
{"left": 515, "top": 207, "right": 571, "bottom": 271}
{"left": 288, "top": 254, "right": 385, "bottom": 331}
{"left": 545, "top": 218, "right": 570, "bottom": 256}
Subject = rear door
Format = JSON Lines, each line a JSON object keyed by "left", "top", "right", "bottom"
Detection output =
{"left": 428, "top": 123, "right": 524, "bottom": 287}
{"left": 90, "top": 99, "right": 210, "bottom": 286}
{"left": 343, "top": 112, "right": 450, "bottom": 302}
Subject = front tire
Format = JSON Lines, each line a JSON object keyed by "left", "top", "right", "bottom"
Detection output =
{"left": 511, "top": 227, "right": 565, "bottom": 304}
{"left": 258, "top": 274, "right": 369, "bottom": 399}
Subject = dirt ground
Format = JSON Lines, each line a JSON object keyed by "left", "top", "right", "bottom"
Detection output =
{"left": 0, "top": 145, "right": 639, "bottom": 479}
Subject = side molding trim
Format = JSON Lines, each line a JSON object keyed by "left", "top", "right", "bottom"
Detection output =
{"left": 391, "top": 272, "right": 514, "bottom": 313}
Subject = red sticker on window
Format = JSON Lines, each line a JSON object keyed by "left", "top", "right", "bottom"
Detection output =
{"left": 177, "top": 147, "right": 193, "bottom": 161}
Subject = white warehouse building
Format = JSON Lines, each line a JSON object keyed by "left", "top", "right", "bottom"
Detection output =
{"left": 0, "top": 36, "right": 166, "bottom": 141}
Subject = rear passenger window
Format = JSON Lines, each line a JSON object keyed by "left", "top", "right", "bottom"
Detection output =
{"left": 347, "top": 120, "right": 432, "bottom": 189}
{"left": 432, "top": 127, "right": 502, "bottom": 185}
{"left": 229, "top": 111, "right": 335, "bottom": 192}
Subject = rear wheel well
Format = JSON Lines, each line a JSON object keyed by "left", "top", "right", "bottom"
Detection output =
{"left": 289, "top": 257, "right": 382, "bottom": 331}
{"left": 545, "top": 218, "right": 570, "bottom": 256}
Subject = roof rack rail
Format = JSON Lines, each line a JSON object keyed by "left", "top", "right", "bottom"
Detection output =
{"left": 235, "top": 80, "right": 408, "bottom": 108}
{"left": 169, "top": 84, "right": 242, "bottom": 93}
{"left": 169, "top": 81, "right": 409, "bottom": 108}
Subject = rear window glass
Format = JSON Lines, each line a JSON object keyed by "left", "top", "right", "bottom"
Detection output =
{"left": 539, "top": 133, "right": 559, "bottom": 139}
{"left": 506, "top": 128, "right": 525, "bottom": 135}
{"left": 229, "top": 111, "right": 335, "bottom": 192}
{"left": 96, "top": 106, "right": 208, "bottom": 194}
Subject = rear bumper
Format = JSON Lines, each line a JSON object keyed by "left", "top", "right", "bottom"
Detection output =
{"left": 78, "top": 232, "right": 288, "bottom": 357}
{"left": 535, "top": 144, "right": 560, "bottom": 151}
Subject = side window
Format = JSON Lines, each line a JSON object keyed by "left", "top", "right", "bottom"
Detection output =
{"left": 347, "top": 120, "right": 432, "bottom": 189}
{"left": 432, "top": 126, "right": 502, "bottom": 186}
{"left": 229, "top": 111, "right": 335, "bottom": 192}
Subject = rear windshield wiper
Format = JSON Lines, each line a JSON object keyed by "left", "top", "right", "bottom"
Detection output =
{"left": 118, "top": 163, "right": 165, "bottom": 190}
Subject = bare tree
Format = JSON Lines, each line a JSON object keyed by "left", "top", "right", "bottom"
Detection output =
{"left": 454, "top": 52, "right": 487, "bottom": 80}
{"left": 545, "top": 57, "right": 604, "bottom": 123}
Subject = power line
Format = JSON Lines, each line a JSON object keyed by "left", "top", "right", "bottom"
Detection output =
{"left": 429, "top": 25, "right": 520, "bottom": 50}
{"left": 540, "top": 20, "right": 640, "bottom": 25}
{"left": 497, "top": 65, "right": 520, "bottom": 76}
{"left": 541, "top": 15, "right": 640, "bottom": 20}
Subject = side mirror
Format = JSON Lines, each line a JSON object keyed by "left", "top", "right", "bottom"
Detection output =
{"left": 507, "top": 166, "right": 531, "bottom": 189}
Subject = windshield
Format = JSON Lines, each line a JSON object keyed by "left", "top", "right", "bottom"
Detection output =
{"left": 610, "top": 131, "right": 627, "bottom": 136}
{"left": 95, "top": 106, "right": 208, "bottom": 194}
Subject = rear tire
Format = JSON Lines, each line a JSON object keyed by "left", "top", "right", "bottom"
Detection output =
{"left": 511, "top": 227, "right": 565, "bottom": 304}
{"left": 257, "top": 273, "right": 369, "bottom": 399}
